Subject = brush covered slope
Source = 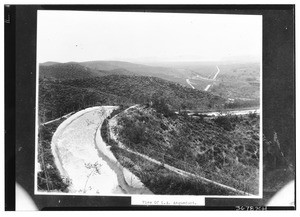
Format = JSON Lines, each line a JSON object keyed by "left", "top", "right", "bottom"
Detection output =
{"left": 39, "top": 74, "right": 225, "bottom": 123}
{"left": 61, "top": 75, "right": 225, "bottom": 109}
{"left": 39, "top": 62, "right": 107, "bottom": 80}
{"left": 38, "top": 79, "right": 131, "bottom": 123}
{"left": 210, "top": 63, "right": 260, "bottom": 100}
{"left": 109, "top": 105, "right": 260, "bottom": 195}
{"left": 39, "top": 61, "right": 192, "bottom": 86}
{"left": 37, "top": 118, "right": 70, "bottom": 192}
{"left": 79, "top": 60, "right": 195, "bottom": 85}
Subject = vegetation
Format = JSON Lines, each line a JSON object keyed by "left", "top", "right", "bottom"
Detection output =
{"left": 40, "top": 60, "right": 199, "bottom": 87}
{"left": 38, "top": 79, "right": 134, "bottom": 123}
{"left": 37, "top": 119, "right": 70, "bottom": 192}
{"left": 101, "top": 110, "right": 234, "bottom": 195}
{"left": 40, "top": 61, "right": 261, "bottom": 106}
{"left": 37, "top": 61, "right": 266, "bottom": 195}
{"left": 150, "top": 97, "right": 176, "bottom": 118}
{"left": 39, "top": 62, "right": 104, "bottom": 80}
{"left": 213, "top": 115, "right": 235, "bottom": 131}
{"left": 109, "top": 105, "right": 260, "bottom": 195}
{"left": 39, "top": 74, "right": 225, "bottom": 123}
{"left": 36, "top": 60, "right": 297, "bottom": 200}
{"left": 210, "top": 63, "right": 260, "bottom": 101}
{"left": 224, "top": 99, "right": 260, "bottom": 109}
{"left": 110, "top": 147, "right": 235, "bottom": 195}
{"left": 64, "top": 76, "right": 224, "bottom": 109}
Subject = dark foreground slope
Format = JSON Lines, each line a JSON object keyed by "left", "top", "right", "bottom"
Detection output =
{"left": 108, "top": 105, "right": 260, "bottom": 195}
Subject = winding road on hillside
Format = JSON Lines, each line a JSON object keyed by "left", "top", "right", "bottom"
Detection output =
{"left": 184, "top": 108, "right": 261, "bottom": 117}
{"left": 204, "top": 66, "right": 220, "bottom": 91}
{"left": 185, "top": 66, "right": 220, "bottom": 91}
{"left": 186, "top": 78, "right": 195, "bottom": 89}
{"left": 51, "top": 106, "right": 151, "bottom": 195}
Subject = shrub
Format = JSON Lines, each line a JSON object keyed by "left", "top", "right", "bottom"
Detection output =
{"left": 120, "top": 117, "right": 146, "bottom": 146}
{"left": 248, "top": 112, "right": 258, "bottom": 119}
{"left": 214, "top": 115, "right": 235, "bottom": 131}
{"left": 151, "top": 97, "right": 175, "bottom": 118}
{"left": 38, "top": 122, "right": 70, "bottom": 192}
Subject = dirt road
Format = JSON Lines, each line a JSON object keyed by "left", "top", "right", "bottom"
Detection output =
{"left": 185, "top": 66, "right": 220, "bottom": 91}
{"left": 186, "top": 78, "right": 195, "bottom": 89}
{"left": 204, "top": 66, "right": 220, "bottom": 91}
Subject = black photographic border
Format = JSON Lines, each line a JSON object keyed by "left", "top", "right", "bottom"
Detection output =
{"left": 5, "top": 4, "right": 295, "bottom": 211}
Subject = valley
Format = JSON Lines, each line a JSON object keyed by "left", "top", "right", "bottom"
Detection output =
{"left": 39, "top": 60, "right": 260, "bottom": 103}
{"left": 37, "top": 59, "right": 261, "bottom": 196}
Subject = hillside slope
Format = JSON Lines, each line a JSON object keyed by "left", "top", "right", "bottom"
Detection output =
{"left": 79, "top": 60, "right": 184, "bottom": 77}
{"left": 39, "top": 74, "right": 225, "bottom": 123}
{"left": 108, "top": 105, "right": 260, "bottom": 195}
{"left": 38, "top": 79, "right": 131, "bottom": 123}
{"left": 39, "top": 60, "right": 261, "bottom": 103}
{"left": 39, "top": 62, "right": 107, "bottom": 80}
{"left": 61, "top": 75, "right": 225, "bottom": 110}
{"left": 40, "top": 60, "right": 192, "bottom": 86}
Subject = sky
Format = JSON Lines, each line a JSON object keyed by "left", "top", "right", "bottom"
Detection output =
{"left": 37, "top": 11, "right": 262, "bottom": 63}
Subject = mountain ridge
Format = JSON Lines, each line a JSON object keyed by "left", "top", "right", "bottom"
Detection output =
{"left": 39, "top": 60, "right": 192, "bottom": 86}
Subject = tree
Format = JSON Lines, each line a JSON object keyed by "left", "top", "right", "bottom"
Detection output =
{"left": 152, "top": 97, "right": 175, "bottom": 117}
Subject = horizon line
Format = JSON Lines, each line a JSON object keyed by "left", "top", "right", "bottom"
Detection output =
{"left": 39, "top": 59, "right": 261, "bottom": 65}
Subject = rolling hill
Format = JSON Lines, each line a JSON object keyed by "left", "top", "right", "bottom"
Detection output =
{"left": 39, "top": 62, "right": 105, "bottom": 80}
{"left": 39, "top": 74, "right": 226, "bottom": 123}
{"left": 61, "top": 75, "right": 225, "bottom": 110}
{"left": 39, "top": 60, "right": 260, "bottom": 102}
{"left": 37, "top": 60, "right": 263, "bottom": 196}
{"left": 39, "top": 60, "right": 260, "bottom": 114}
{"left": 39, "top": 60, "right": 192, "bottom": 86}
{"left": 79, "top": 60, "right": 185, "bottom": 77}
